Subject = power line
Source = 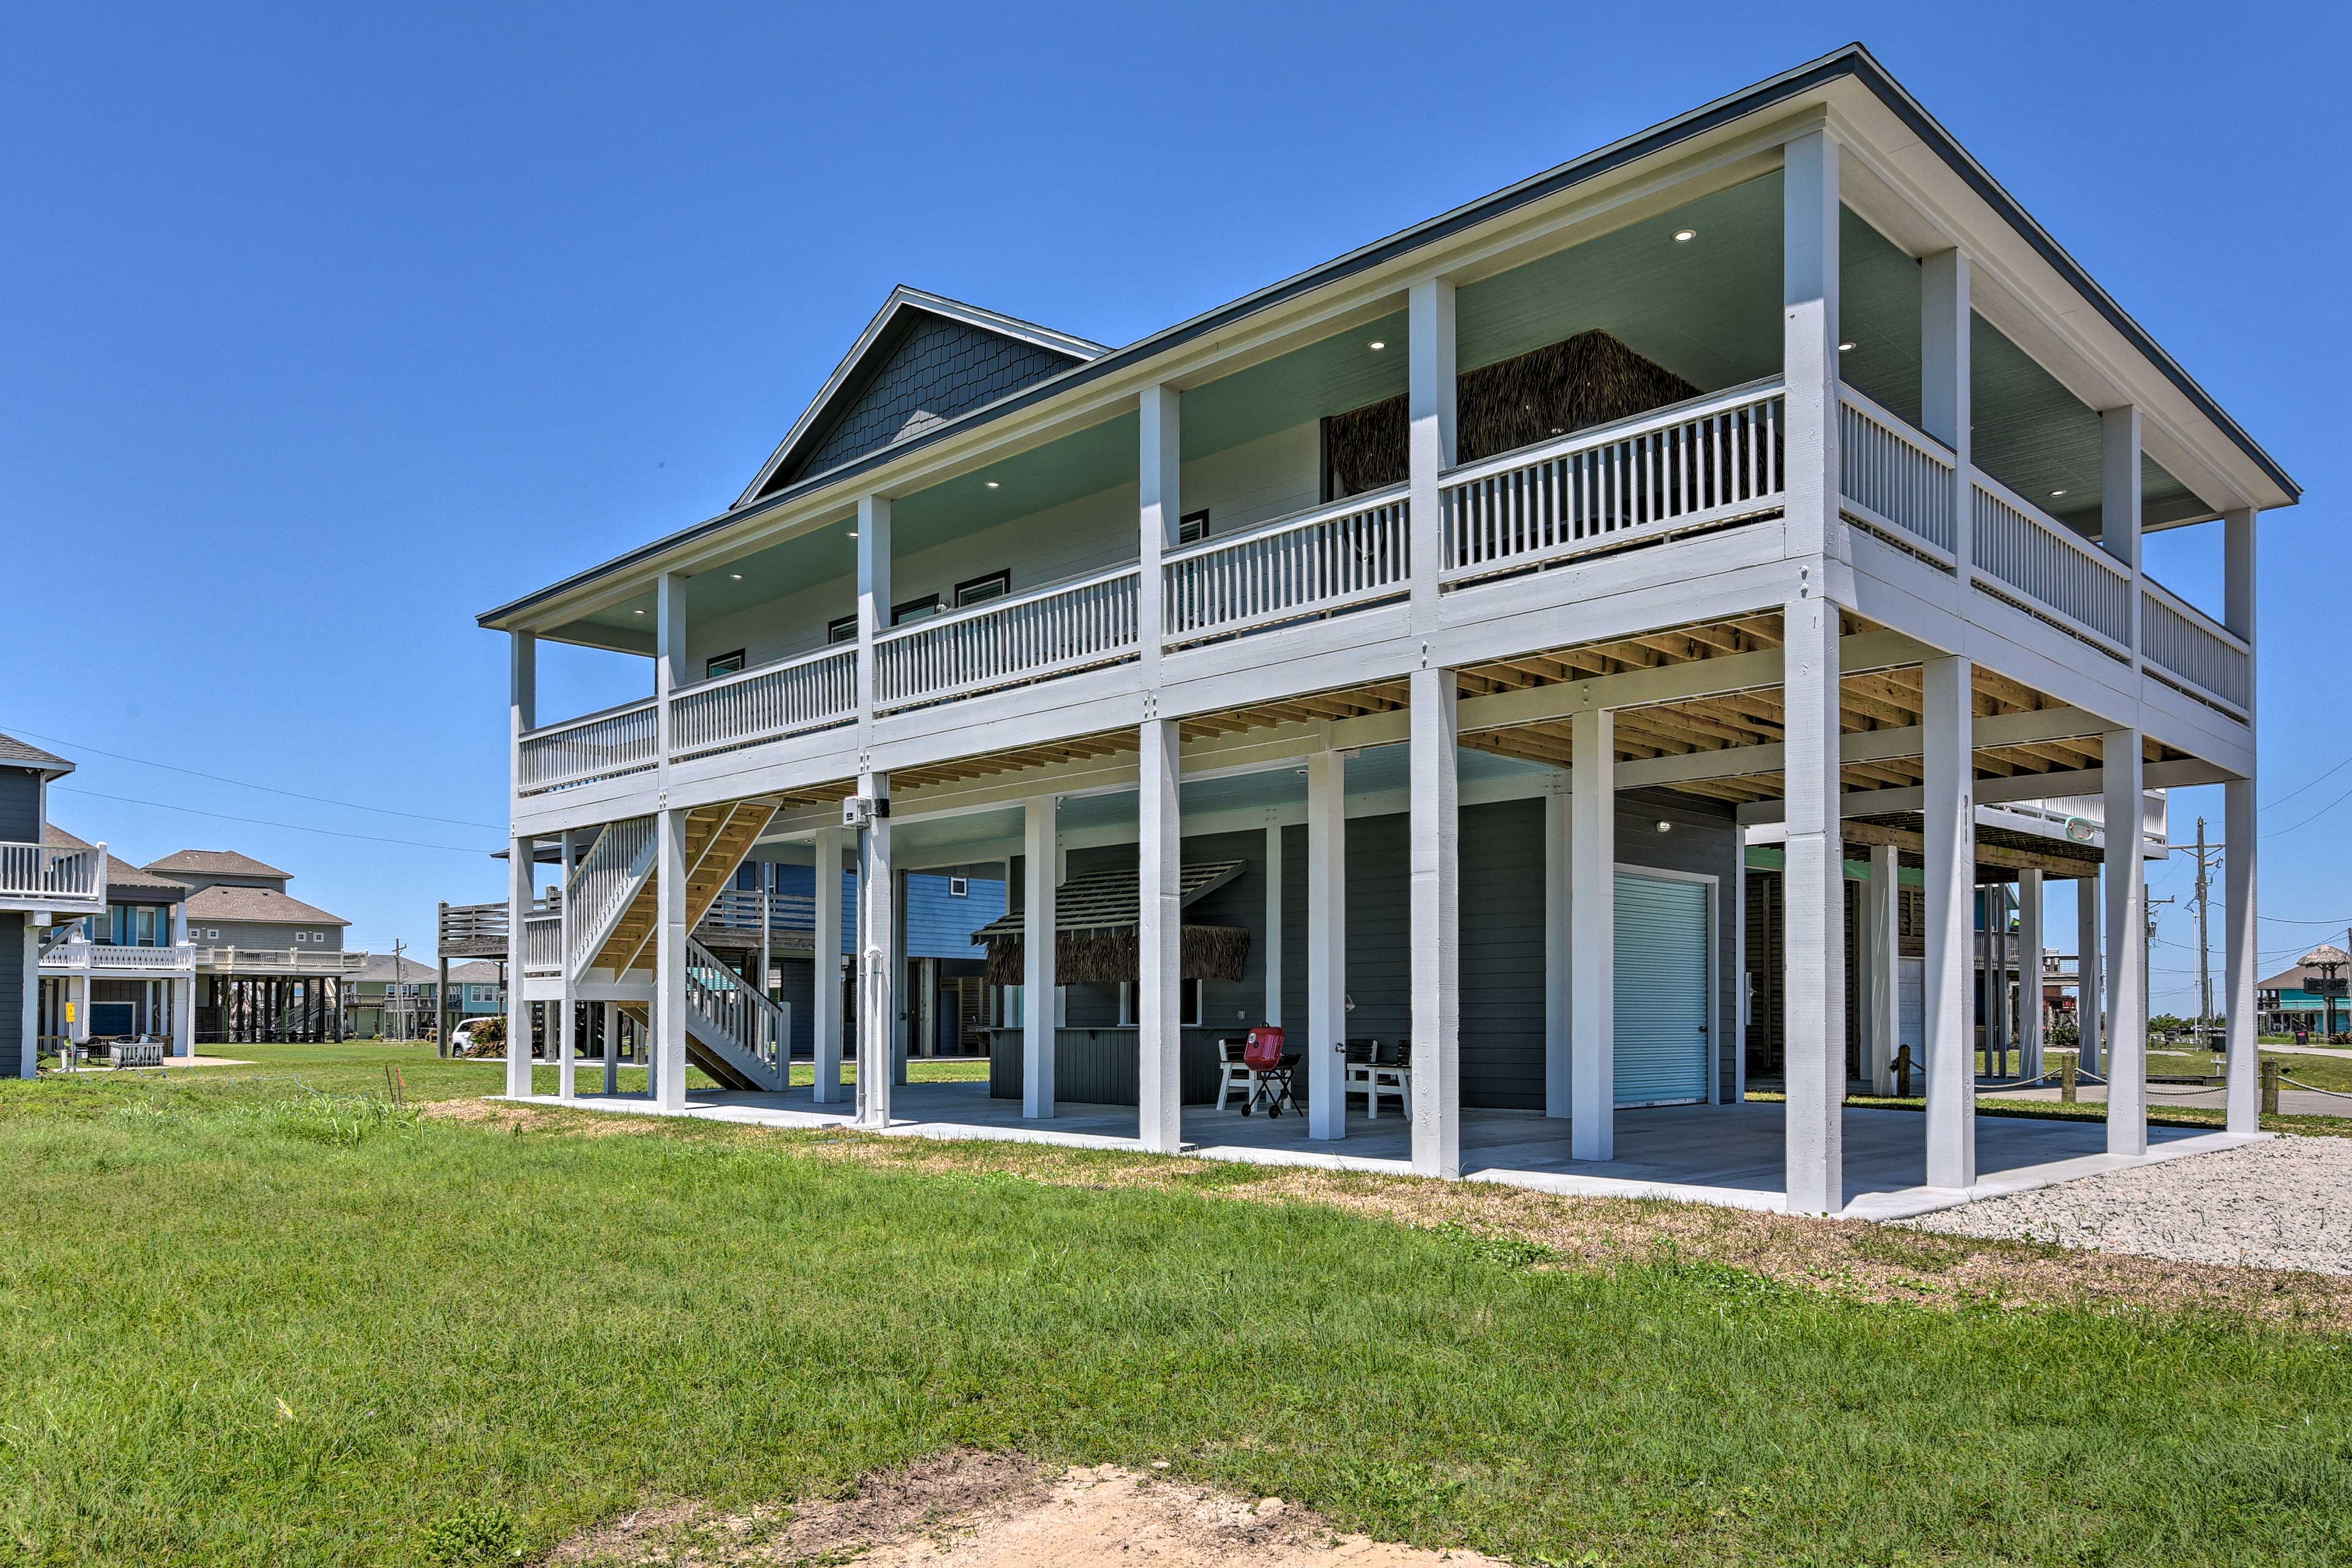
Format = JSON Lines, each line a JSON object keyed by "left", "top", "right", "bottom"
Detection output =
{"left": 2263, "top": 751, "right": 2352, "bottom": 813}
{"left": 52, "top": 786, "right": 497, "bottom": 856}
{"left": 2263, "top": 778, "right": 2352, "bottom": 840}
{"left": 5, "top": 722, "right": 499, "bottom": 830}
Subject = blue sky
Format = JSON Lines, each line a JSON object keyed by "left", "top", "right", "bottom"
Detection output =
{"left": 5, "top": 4, "right": 2344, "bottom": 1008}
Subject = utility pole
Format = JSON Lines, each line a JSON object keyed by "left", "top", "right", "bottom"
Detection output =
{"left": 2194, "top": 818, "right": 2214, "bottom": 1035}
{"left": 2148, "top": 894, "right": 2177, "bottom": 1038}
{"left": 389, "top": 938, "right": 406, "bottom": 1040}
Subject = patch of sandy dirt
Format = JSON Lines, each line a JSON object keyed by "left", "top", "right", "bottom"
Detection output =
{"left": 418, "top": 1099, "right": 658, "bottom": 1137}
{"left": 542, "top": 1450, "right": 1510, "bottom": 1567}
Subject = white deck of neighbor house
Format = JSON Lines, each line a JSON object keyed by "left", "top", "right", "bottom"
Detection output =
{"left": 512, "top": 1080, "right": 2258, "bottom": 1221}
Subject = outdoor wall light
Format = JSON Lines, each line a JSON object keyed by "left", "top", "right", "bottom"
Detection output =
{"left": 1654, "top": 819, "right": 1673, "bottom": 833}
{"left": 1673, "top": 229, "right": 1697, "bottom": 242}
{"left": 1838, "top": 341, "right": 1856, "bottom": 352}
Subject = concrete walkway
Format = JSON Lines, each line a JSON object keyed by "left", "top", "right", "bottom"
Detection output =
{"left": 513, "top": 1079, "right": 2254, "bottom": 1221}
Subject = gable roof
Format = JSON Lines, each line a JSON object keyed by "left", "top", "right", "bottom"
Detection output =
{"left": 971, "top": 860, "right": 1246, "bottom": 939}
{"left": 354, "top": 954, "right": 439, "bottom": 983}
{"left": 735, "top": 286, "right": 1104, "bottom": 505}
{"left": 144, "top": 848, "right": 291, "bottom": 881}
{"left": 446, "top": 959, "right": 503, "bottom": 983}
{"left": 0, "top": 732, "right": 73, "bottom": 777}
{"left": 2258, "top": 944, "right": 2352, "bottom": 992}
{"left": 183, "top": 884, "right": 347, "bottom": 926}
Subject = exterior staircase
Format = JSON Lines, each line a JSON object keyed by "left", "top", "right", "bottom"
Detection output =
{"left": 569, "top": 798, "right": 790, "bottom": 1092}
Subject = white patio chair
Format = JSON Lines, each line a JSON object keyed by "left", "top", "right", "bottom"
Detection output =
{"left": 1215, "top": 1036, "right": 1253, "bottom": 1111}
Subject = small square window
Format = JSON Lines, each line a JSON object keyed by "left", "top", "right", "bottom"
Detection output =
{"left": 295, "top": 932, "right": 307, "bottom": 943}
{"left": 706, "top": 649, "right": 746, "bottom": 679}
{"left": 827, "top": 615, "right": 858, "bottom": 645}
{"left": 949, "top": 876, "right": 968, "bottom": 897}
{"left": 953, "top": 570, "right": 1010, "bottom": 608}
{"left": 313, "top": 931, "right": 325, "bottom": 942}
{"left": 1178, "top": 509, "right": 1210, "bottom": 545}
{"left": 206, "top": 929, "right": 219, "bottom": 940}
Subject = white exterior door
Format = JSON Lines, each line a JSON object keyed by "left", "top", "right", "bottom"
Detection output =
{"left": 1613, "top": 871, "right": 1711, "bottom": 1106}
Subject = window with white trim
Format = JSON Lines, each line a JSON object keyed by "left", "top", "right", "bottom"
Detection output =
{"left": 1118, "top": 979, "right": 1204, "bottom": 1028}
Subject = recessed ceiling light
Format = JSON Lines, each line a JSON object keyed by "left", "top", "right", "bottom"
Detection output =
{"left": 633, "top": 609, "right": 646, "bottom": 616}
{"left": 1673, "top": 229, "right": 1697, "bottom": 243}
{"left": 1838, "top": 341, "right": 1856, "bottom": 352}
{"left": 729, "top": 572, "right": 744, "bottom": 580}
{"left": 2051, "top": 489, "right": 2067, "bottom": 497}
{"left": 847, "top": 530, "right": 858, "bottom": 539}
{"left": 1368, "top": 340, "right": 1386, "bottom": 350}
{"left": 1654, "top": 819, "right": 1673, "bottom": 834}
{"left": 986, "top": 480, "right": 1000, "bottom": 489}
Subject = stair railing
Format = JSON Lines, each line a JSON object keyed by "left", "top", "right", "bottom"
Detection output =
{"left": 566, "top": 816, "right": 657, "bottom": 976}
{"left": 683, "top": 935, "right": 790, "bottom": 1084}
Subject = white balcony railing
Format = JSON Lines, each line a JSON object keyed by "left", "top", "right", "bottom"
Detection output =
{"left": 1838, "top": 385, "right": 1956, "bottom": 561}
{"left": 1439, "top": 379, "right": 1785, "bottom": 585}
{"left": 1162, "top": 484, "right": 1411, "bottom": 645}
{"left": 192, "top": 947, "right": 370, "bottom": 975}
{"left": 520, "top": 911, "right": 562, "bottom": 976}
{"left": 697, "top": 887, "right": 818, "bottom": 938}
{"left": 41, "top": 941, "right": 197, "bottom": 974}
{"left": 517, "top": 697, "right": 660, "bottom": 796}
{"left": 0, "top": 841, "right": 106, "bottom": 905}
{"left": 873, "top": 563, "right": 1140, "bottom": 711}
{"left": 669, "top": 645, "right": 857, "bottom": 761}
{"left": 1970, "top": 474, "right": 2133, "bottom": 657}
{"left": 2141, "top": 579, "right": 2252, "bottom": 715}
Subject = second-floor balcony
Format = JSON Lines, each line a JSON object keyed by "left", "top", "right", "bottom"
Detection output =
{"left": 0, "top": 840, "right": 107, "bottom": 910}
{"left": 192, "top": 946, "right": 370, "bottom": 976}
{"left": 42, "top": 940, "right": 198, "bottom": 975}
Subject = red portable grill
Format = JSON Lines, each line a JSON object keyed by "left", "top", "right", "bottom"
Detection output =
{"left": 1241, "top": 1026, "right": 1300, "bottom": 1117}
{"left": 1242, "top": 1026, "right": 1286, "bottom": 1071}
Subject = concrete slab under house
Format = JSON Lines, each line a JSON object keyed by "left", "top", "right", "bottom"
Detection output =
{"left": 474, "top": 45, "right": 2293, "bottom": 1218}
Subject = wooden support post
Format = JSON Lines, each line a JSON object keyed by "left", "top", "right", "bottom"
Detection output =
{"left": 653, "top": 809, "right": 688, "bottom": 1112}
{"left": 1137, "top": 716, "right": 1183, "bottom": 1155}
{"left": 2103, "top": 729, "right": 2148, "bottom": 1156}
{"left": 1922, "top": 655, "right": 1975, "bottom": 1189}
{"left": 1306, "top": 748, "right": 1348, "bottom": 1140}
{"left": 1022, "top": 794, "right": 1056, "bottom": 1119}
{"left": 1408, "top": 665, "right": 1460, "bottom": 1178}
{"left": 2223, "top": 506, "right": 2261, "bottom": 1136}
{"left": 813, "top": 826, "right": 845, "bottom": 1104}
{"left": 856, "top": 770, "right": 894, "bottom": 1128}
{"left": 1569, "top": 709, "right": 1614, "bottom": 1160}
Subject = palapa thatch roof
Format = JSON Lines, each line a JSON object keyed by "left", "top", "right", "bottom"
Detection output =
{"left": 1325, "top": 329, "right": 1703, "bottom": 498}
{"left": 972, "top": 860, "right": 1253, "bottom": 986}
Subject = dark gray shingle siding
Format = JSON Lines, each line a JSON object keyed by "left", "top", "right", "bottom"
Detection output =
{"left": 794, "top": 317, "right": 1075, "bottom": 480}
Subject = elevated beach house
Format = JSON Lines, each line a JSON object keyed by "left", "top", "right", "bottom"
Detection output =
{"left": 477, "top": 47, "right": 2291, "bottom": 1215}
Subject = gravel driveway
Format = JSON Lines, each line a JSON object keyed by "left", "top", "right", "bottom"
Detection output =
{"left": 1902, "top": 1135, "right": 2352, "bottom": 1274}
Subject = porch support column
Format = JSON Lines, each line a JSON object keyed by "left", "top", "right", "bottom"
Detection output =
{"left": 2103, "top": 408, "right": 2144, "bottom": 666}
{"left": 1407, "top": 277, "right": 1457, "bottom": 627}
{"left": 2103, "top": 731, "right": 2149, "bottom": 1155}
{"left": 892, "top": 869, "right": 910, "bottom": 1087}
{"left": 1569, "top": 712, "right": 1615, "bottom": 1159}
{"left": 1137, "top": 717, "right": 1183, "bottom": 1154}
{"left": 653, "top": 808, "right": 688, "bottom": 1113}
{"left": 1544, "top": 788, "right": 1572, "bottom": 1119}
{"left": 19, "top": 924, "right": 39, "bottom": 1077}
{"left": 1921, "top": 654, "right": 1975, "bottom": 1188}
{"left": 505, "top": 832, "right": 533, "bottom": 1099}
{"left": 1022, "top": 795, "right": 1057, "bottom": 1118}
{"left": 1306, "top": 748, "right": 1348, "bottom": 1140}
{"left": 1780, "top": 593, "right": 1846, "bottom": 1215}
{"left": 2018, "top": 868, "right": 2045, "bottom": 1082}
{"left": 602, "top": 1001, "right": 619, "bottom": 1095}
{"left": 557, "top": 829, "right": 578, "bottom": 1101}
{"left": 171, "top": 902, "right": 194, "bottom": 1058}
{"left": 1262, "top": 823, "right": 1283, "bottom": 1027}
{"left": 1782, "top": 126, "right": 1842, "bottom": 565}
{"left": 1866, "top": 841, "right": 1901, "bottom": 1096}
{"left": 856, "top": 770, "right": 894, "bottom": 1128}
{"left": 2223, "top": 505, "right": 2260, "bottom": 1133}
{"left": 1921, "top": 247, "right": 1973, "bottom": 586}
{"left": 813, "top": 826, "right": 845, "bottom": 1102}
{"left": 856, "top": 496, "right": 891, "bottom": 738}
{"left": 1408, "top": 666, "right": 1460, "bottom": 1178}
{"left": 1138, "top": 385, "right": 1180, "bottom": 688}
{"left": 2076, "top": 872, "right": 2103, "bottom": 1074}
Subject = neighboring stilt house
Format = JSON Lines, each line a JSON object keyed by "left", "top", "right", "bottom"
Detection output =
{"left": 37, "top": 826, "right": 197, "bottom": 1055}
{"left": 476, "top": 46, "right": 2289, "bottom": 1213}
{"left": 0, "top": 734, "right": 108, "bottom": 1076}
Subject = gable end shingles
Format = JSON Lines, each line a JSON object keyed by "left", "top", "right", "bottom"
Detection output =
{"left": 789, "top": 315, "right": 1077, "bottom": 483}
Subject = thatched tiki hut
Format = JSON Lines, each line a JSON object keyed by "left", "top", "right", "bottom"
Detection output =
{"left": 972, "top": 860, "right": 1253, "bottom": 987}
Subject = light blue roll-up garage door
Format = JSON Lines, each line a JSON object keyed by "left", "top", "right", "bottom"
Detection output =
{"left": 1615, "top": 871, "right": 1711, "bottom": 1106}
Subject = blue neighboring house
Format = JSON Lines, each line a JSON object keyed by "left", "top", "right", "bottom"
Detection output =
{"left": 715, "top": 860, "right": 1006, "bottom": 1057}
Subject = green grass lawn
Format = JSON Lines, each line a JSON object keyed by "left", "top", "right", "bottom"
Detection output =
{"left": 3, "top": 1044, "right": 2349, "bottom": 1567}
